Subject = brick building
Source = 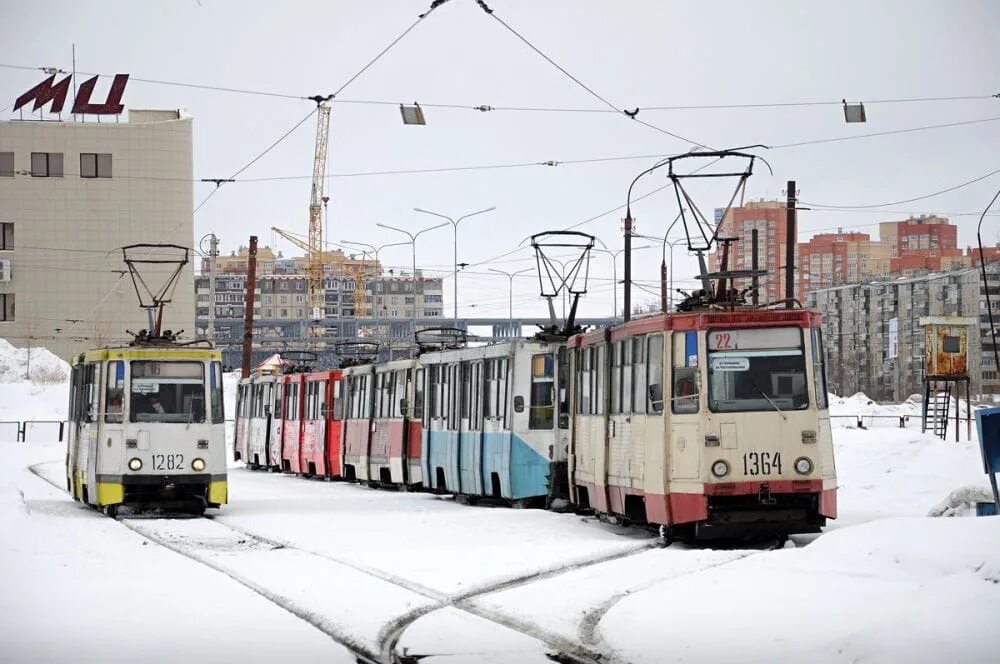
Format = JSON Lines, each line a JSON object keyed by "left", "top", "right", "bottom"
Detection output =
{"left": 797, "top": 231, "right": 891, "bottom": 294}
{"left": 710, "top": 200, "right": 794, "bottom": 303}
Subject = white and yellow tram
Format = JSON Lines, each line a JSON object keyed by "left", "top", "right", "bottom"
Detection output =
{"left": 66, "top": 345, "right": 228, "bottom": 516}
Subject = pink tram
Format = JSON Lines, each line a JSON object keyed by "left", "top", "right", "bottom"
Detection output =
{"left": 568, "top": 308, "right": 837, "bottom": 540}
{"left": 234, "top": 369, "right": 344, "bottom": 478}
{"left": 341, "top": 358, "right": 423, "bottom": 487}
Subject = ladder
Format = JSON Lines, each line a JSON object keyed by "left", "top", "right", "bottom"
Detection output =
{"left": 922, "top": 380, "right": 952, "bottom": 440}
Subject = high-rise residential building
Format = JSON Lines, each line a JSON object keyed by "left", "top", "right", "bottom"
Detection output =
{"left": 808, "top": 264, "right": 998, "bottom": 400}
{"left": 879, "top": 214, "right": 965, "bottom": 273}
{"left": 0, "top": 110, "right": 195, "bottom": 360}
{"left": 797, "top": 231, "right": 892, "bottom": 294}
{"left": 201, "top": 243, "right": 379, "bottom": 278}
{"left": 710, "top": 200, "right": 795, "bottom": 303}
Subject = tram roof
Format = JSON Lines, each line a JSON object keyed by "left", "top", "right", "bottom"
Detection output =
{"left": 569, "top": 308, "right": 822, "bottom": 346}
{"left": 74, "top": 346, "right": 222, "bottom": 364}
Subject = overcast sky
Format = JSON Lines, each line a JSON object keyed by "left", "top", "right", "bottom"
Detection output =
{"left": 3, "top": 0, "right": 999, "bottom": 319}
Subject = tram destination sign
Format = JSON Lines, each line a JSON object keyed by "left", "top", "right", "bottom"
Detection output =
{"left": 13, "top": 73, "right": 130, "bottom": 116}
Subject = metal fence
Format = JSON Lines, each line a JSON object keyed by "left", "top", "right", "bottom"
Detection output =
{"left": 829, "top": 414, "right": 914, "bottom": 429}
{"left": 0, "top": 420, "right": 236, "bottom": 443}
{"left": 0, "top": 420, "right": 68, "bottom": 443}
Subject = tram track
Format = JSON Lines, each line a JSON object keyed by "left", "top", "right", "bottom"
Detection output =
{"left": 27, "top": 460, "right": 795, "bottom": 663}
{"left": 26, "top": 461, "right": 649, "bottom": 663}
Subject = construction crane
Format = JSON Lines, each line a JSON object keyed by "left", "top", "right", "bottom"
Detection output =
{"left": 306, "top": 95, "right": 333, "bottom": 343}
{"left": 270, "top": 226, "right": 372, "bottom": 318}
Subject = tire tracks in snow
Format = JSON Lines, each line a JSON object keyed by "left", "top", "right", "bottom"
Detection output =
{"left": 27, "top": 463, "right": 380, "bottom": 662}
{"left": 26, "top": 462, "right": 644, "bottom": 663}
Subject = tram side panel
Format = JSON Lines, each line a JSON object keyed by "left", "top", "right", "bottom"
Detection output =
{"left": 569, "top": 338, "right": 609, "bottom": 513}
{"left": 325, "top": 374, "right": 344, "bottom": 478}
{"left": 507, "top": 346, "right": 562, "bottom": 501}
{"left": 458, "top": 360, "right": 485, "bottom": 496}
{"left": 342, "top": 366, "right": 374, "bottom": 482}
{"left": 369, "top": 369, "right": 394, "bottom": 484}
{"left": 266, "top": 377, "right": 285, "bottom": 471}
{"left": 233, "top": 379, "right": 252, "bottom": 463}
{"left": 406, "top": 366, "right": 424, "bottom": 487}
{"left": 281, "top": 375, "right": 304, "bottom": 474}
{"left": 301, "top": 372, "right": 334, "bottom": 477}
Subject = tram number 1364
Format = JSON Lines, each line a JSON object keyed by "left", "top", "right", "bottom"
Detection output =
{"left": 151, "top": 454, "right": 185, "bottom": 471}
{"left": 743, "top": 451, "right": 782, "bottom": 476}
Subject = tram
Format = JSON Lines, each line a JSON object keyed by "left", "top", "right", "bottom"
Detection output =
{"left": 419, "top": 339, "right": 570, "bottom": 504}
{"left": 569, "top": 308, "right": 837, "bottom": 540}
{"left": 65, "top": 245, "right": 227, "bottom": 515}
{"left": 300, "top": 369, "right": 344, "bottom": 478}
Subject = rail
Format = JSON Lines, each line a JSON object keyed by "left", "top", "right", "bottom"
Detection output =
{"left": 0, "top": 419, "right": 237, "bottom": 443}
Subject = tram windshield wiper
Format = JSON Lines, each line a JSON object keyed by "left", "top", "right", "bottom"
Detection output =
{"left": 751, "top": 380, "right": 787, "bottom": 420}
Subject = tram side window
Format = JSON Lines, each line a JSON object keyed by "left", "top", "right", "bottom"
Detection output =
{"left": 672, "top": 331, "right": 699, "bottom": 414}
{"left": 210, "top": 362, "right": 224, "bottom": 424}
{"left": 105, "top": 361, "right": 125, "bottom": 423}
{"left": 610, "top": 341, "right": 622, "bottom": 414}
{"left": 392, "top": 370, "right": 405, "bottom": 418}
{"left": 85, "top": 363, "right": 100, "bottom": 422}
{"left": 471, "top": 363, "right": 482, "bottom": 429}
{"left": 557, "top": 347, "right": 570, "bottom": 428}
{"left": 449, "top": 364, "right": 461, "bottom": 430}
{"left": 484, "top": 360, "right": 496, "bottom": 419}
{"left": 412, "top": 369, "right": 423, "bottom": 421}
{"left": 498, "top": 358, "right": 509, "bottom": 427}
{"left": 647, "top": 335, "right": 664, "bottom": 414}
{"left": 632, "top": 337, "right": 646, "bottom": 414}
{"left": 461, "top": 363, "right": 471, "bottom": 421}
{"left": 529, "top": 353, "right": 555, "bottom": 429}
{"left": 130, "top": 361, "right": 205, "bottom": 423}
{"left": 332, "top": 379, "right": 344, "bottom": 421}
{"left": 68, "top": 365, "right": 80, "bottom": 421}
{"left": 575, "top": 349, "right": 590, "bottom": 415}
{"left": 270, "top": 384, "right": 280, "bottom": 420}
{"left": 594, "top": 345, "right": 604, "bottom": 415}
{"left": 812, "top": 329, "right": 829, "bottom": 410}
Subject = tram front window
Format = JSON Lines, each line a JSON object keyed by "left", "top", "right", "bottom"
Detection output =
{"left": 707, "top": 327, "right": 809, "bottom": 413}
{"left": 130, "top": 361, "right": 206, "bottom": 423}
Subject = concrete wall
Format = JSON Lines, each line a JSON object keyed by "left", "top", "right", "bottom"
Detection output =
{"left": 0, "top": 111, "right": 194, "bottom": 360}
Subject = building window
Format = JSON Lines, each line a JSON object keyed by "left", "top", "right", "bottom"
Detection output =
{"left": 0, "top": 293, "right": 13, "bottom": 321}
{"left": 80, "top": 153, "right": 112, "bottom": 178}
{"left": 30, "top": 152, "right": 63, "bottom": 177}
{"left": 0, "top": 152, "right": 13, "bottom": 177}
{"left": 0, "top": 223, "right": 12, "bottom": 250}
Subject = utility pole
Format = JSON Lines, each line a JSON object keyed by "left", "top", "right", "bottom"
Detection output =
{"left": 623, "top": 216, "right": 633, "bottom": 321}
{"left": 751, "top": 228, "right": 760, "bottom": 306}
{"left": 207, "top": 233, "right": 218, "bottom": 343}
{"left": 785, "top": 180, "right": 796, "bottom": 308}
{"left": 241, "top": 236, "right": 258, "bottom": 378}
{"left": 660, "top": 260, "right": 668, "bottom": 313}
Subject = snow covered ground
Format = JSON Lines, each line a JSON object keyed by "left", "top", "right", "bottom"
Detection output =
{"left": 1, "top": 352, "right": 998, "bottom": 662}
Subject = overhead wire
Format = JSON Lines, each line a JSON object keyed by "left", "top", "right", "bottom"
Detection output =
{"left": 801, "top": 166, "right": 1000, "bottom": 209}
{"left": 477, "top": 5, "right": 711, "bottom": 150}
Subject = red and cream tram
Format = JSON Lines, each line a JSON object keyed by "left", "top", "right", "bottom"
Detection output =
{"left": 569, "top": 308, "right": 836, "bottom": 540}
{"left": 300, "top": 370, "right": 344, "bottom": 478}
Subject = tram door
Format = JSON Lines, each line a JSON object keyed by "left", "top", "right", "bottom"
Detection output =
{"left": 482, "top": 357, "right": 511, "bottom": 499}
{"left": 458, "top": 361, "right": 484, "bottom": 495}
{"left": 81, "top": 362, "right": 102, "bottom": 501}
{"left": 668, "top": 330, "right": 703, "bottom": 482}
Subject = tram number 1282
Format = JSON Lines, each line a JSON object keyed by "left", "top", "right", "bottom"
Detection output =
{"left": 151, "top": 454, "right": 185, "bottom": 471}
{"left": 743, "top": 451, "right": 782, "bottom": 476}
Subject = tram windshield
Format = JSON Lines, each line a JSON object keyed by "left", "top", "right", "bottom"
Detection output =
{"left": 130, "top": 361, "right": 206, "bottom": 423}
{"left": 707, "top": 327, "right": 809, "bottom": 413}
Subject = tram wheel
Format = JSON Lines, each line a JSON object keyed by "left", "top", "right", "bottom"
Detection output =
{"left": 103, "top": 504, "right": 119, "bottom": 519}
{"left": 657, "top": 524, "right": 674, "bottom": 548}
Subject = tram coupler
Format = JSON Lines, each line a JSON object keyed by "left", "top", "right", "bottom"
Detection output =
{"left": 758, "top": 483, "right": 777, "bottom": 505}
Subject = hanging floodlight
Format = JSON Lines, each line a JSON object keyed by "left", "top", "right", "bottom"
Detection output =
{"left": 400, "top": 103, "right": 426, "bottom": 125}
{"left": 843, "top": 99, "right": 867, "bottom": 123}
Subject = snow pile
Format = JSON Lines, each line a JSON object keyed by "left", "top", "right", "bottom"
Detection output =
{"left": 600, "top": 517, "right": 1000, "bottom": 664}
{"left": 833, "top": 427, "right": 987, "bottom": 526}
{"left": 0, "top": 337, "right": 69, "bottom": 384}
{"left": 928, "top": 484, "right": 996, "bottom": 517}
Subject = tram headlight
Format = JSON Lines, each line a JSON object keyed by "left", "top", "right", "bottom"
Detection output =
{"left": 794, "top": 457, "right": 814, "bottom": 475}
{"left": 128, "top": 457, "right": 142, "bottom": 472}
{"left": 192, "top": 458, "right": 206, "bottom": 472}
{"left": 711, "top": 460, "right": 730, "bottom": 478}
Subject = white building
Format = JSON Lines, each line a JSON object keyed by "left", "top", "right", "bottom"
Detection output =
{"left": 0, "top": 110, "right": 195, "bottom": 360}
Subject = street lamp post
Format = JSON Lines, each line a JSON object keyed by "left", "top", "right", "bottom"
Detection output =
{"left": 414, "top": 206, "right": 496, "bottom": 325}
{"left": 489, "top": 267, "right": 532, "bottom": 335}
{"left": 376, "top": 222, "right": 448, "bottom": 332}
